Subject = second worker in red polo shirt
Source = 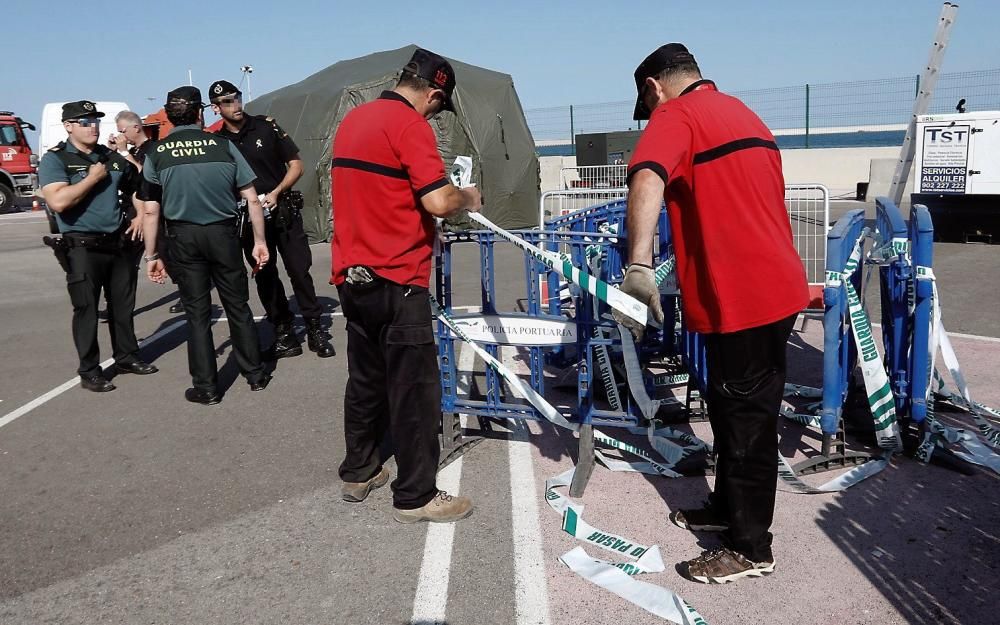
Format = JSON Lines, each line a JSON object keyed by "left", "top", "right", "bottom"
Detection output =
{"left": 617, "top": 43, "right": 809, "bottom": 584}
{"left": 330, "top": 48, "right": 481, "bottom": 523}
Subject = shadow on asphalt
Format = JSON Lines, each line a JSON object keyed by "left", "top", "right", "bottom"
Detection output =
{"left": 816, "top": 461, "right": 999, "bottom": 623}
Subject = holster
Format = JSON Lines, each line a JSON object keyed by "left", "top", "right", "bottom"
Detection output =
{"left": 42, "top": 235, "right": 72, "bottom": 275}
{"left": 273, "top": 190, "right": 303, "bottom": 230}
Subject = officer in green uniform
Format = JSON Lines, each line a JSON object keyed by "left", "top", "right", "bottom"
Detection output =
{"left": 138, "top": 86, "right": 271, "bottom": 405}
{"left": 39, "top": 100, "right": 158, "bottom": 393}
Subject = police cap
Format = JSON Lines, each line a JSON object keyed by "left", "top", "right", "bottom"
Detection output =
{"left": 166, "top": 86, "right": 206, "bottom": 109}
{"left": 61, "top": 100, "right": 105, "bottom": 122}
{"left": 208, "top": 80, "right": 241, "bottom": 102}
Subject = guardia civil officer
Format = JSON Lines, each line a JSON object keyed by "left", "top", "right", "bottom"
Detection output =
{"left": 615, "top": 44, "right": 809, "bottom": 583}
{"left": 138, "top": 86, "right": 271, "bottom": 405}
{"left": 39, "top": 100, "right": 158, "bottom": 393}
{"left": 331, "top": 48, "right": 481, "bottom": 523}
{"left": 209, "top": 80, "right": 335, "bottom": 360}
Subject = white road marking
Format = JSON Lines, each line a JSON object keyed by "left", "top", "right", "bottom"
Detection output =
{"left": 0, "top": 319, "right": 187, "bottom": 429}
{"left": 1, "top": 305, "right": 483, "bottom": 430}
{"left": 870, "top": 321, "right": 999, "bottom": 342}
{"left": 503, "top": 348, "right": 552, "bottom": 625}
{"left": 409, "top": 342, "right": 474, "bottom": 625}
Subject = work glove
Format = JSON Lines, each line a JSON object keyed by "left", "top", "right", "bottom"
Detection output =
{"left": 613, "top": 264, "right": 664, "bottom": 341}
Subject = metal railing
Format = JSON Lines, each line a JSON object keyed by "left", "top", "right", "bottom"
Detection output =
{"left": 539, "top": 175, "right": 830, "bottom": 296}
{"left": 784, "top": 184, "right": 831, "bottom": 290}
{"left": 560, "top": 165, "right": 629, "bottom": 190}
{"left": 526, "top": 68, "right": 1000, "bottom": 151}
{"left": 539, "top": 187, "right": 628, "bottom": 227}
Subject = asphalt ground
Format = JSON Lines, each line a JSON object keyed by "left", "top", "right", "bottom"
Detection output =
{"left": 0, "top": 206, "right": 997, "bottom": 625}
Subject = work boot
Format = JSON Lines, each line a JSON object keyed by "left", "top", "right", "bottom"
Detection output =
{"left": 264, "top": 322, "right": 302, "bottom": 360}
{"left": 341, "top": 467, "right": 391, "bottom": 502}
{"left": 306, "top": 318, "right": 335, "bottom": 358}
{"left": 393, "top": 490, "right": 474, "bottom": 524}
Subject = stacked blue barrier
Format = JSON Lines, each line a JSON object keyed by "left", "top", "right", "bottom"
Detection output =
{"left": 908, "top": 204, "right": 935, "bottom": 424}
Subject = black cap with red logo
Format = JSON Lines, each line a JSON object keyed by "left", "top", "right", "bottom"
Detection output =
{"left": 403, "top": 47, "right": 456, "bottom": 112}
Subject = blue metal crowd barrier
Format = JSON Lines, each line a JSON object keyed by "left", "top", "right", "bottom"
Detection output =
{"left": 908, "top": 204, "right": 935, "bottom": 424}
{"left": 875, "top": 197, "right": 913, "bottom": 418}
{"left": 820, "top": 208, "right": 866, "bottom": 440}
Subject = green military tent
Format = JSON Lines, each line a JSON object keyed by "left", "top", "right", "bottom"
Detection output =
{"left": 245, "top": 44, "right": 540, "bottom": 242}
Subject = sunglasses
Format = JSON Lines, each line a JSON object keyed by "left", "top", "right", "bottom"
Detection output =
{"left": 69, "top": 118, "right": 101, "bottom": 127}
{"left": 214, "top": 97, "right": 241, "bottom": 106}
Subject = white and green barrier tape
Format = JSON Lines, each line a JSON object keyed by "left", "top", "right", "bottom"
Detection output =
{"left": 911, "top": 266, "right": 1000, "bottom": 474}
{"left": 468, "top": 212, "right": 654, "bottom": 328}
{"left": 433, "top": 288, "right": 706, "bottom": 622}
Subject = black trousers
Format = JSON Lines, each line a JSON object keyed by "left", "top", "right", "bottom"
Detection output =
{"left": 166, "top": 220, "right": 266, "bottom": 391}
{"left": 64, "top": 244, "right": 141, "bottom": 376}
{"left": 704, "top": 313, "right": 797, "bottom": 563}
{"left": 337, "top": 280, "right": 441, "bottom": 510}
{"left": 242, "top": 212, "right": 322, "bottom": 326}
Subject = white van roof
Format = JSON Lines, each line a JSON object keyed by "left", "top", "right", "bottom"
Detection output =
{"left": 39, "top": 101, "right": 130, "bottom": 155}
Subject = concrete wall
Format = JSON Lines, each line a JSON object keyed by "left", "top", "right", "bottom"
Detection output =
{"left": 540, "top": 146, "right": 915, "bottom": 198}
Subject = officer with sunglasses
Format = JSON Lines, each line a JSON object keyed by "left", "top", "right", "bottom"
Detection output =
{"left": 209, "top": 80, "right": 335, "bottom": 361}
{"left": 38, "top": 100, "right": 158, "bottom": 392}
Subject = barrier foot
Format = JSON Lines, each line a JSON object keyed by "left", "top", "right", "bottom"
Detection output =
{"left": 794, "top": 429, "right": 871, "bottom": 475}
{"left": 685, "top": 381, "right": 708, "bottom": 422}
{"left": 438, "top": 412, "right": 486, "bottom": 470}
{"left": 902, "top": 423, "right": 978, "bottom": 476}
{"left": 570, "top": 424, "right": 595, "bottom": 497}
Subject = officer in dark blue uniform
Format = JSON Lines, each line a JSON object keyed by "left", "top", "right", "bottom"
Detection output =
{"left": 209, "top": 80, "right": 335, "bottom": 360}
{"left": 138, "top": 86, "right": 272, "bottom": 405}
{"left": 39, "top": 100, "right": 158, "bottom": 392}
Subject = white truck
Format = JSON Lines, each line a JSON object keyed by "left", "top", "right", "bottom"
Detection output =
{"left": 38, "top": 101, "right": 131, "bottom": 156}
{"left": 911, "top": 110, "right": 1000, "bottom": 243}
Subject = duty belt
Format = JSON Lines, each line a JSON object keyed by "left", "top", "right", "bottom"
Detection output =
{"left": 63, "top": 231, "right": 124, "bottom": 251}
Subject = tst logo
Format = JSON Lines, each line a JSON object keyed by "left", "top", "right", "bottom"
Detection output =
{"left": 926, "top": 128, "right": 968, "bottom": 143}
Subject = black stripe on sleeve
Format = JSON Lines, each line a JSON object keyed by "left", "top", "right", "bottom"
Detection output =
{"left": 415, "top": 177, "right": 449, "bottom": 198}
{"left": 626, "top": 161, "right": 669, "bottom": 186}
{"left": 693, "top": 137, "right": 779, "bottom": 165}
{"left": 331, "top": 157, "right": 408, "bottom": 180}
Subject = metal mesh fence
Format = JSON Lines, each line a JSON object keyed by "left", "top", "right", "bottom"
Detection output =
{"left": 526, "top": 68, "right": 1000, "bottom": 150}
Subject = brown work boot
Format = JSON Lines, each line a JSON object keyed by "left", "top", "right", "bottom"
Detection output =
{"left": 392, "top": 490, "right": 473, "bottom": 524}
{"left": 341, "top": 467, "right": 390, "bottom": 503}
{"left": 684, "top": 547, "right": 775, "bottom": 584}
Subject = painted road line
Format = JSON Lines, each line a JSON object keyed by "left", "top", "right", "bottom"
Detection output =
{"left": 499, "top": 347, "right": 552, "bottom": 625}
{"left": 409, "top": 343, "right": 473, "bottom": 625}
{"left": 870, "top": 321, "right": 1000, "bottom": 343}
{"left": 0, "top": 319, "right": 188, "bottom": 429}
{"left": 509, "top": 421, "right": 552, "bottom": 625}
{"left": 409, "top": 455, "right": 464, "bottom": 625}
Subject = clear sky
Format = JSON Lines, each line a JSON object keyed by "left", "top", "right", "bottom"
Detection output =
{"left": 7, "top": 0, "right": 998, "bottom": 148}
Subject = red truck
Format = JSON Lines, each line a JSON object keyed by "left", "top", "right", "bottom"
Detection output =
{"left": 0, "top": 111, "right": 38, "bottom": 212}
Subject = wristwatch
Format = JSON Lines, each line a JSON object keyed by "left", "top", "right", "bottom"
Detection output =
{"left": 143, "top": 253, "right": 160, "bottom": 262}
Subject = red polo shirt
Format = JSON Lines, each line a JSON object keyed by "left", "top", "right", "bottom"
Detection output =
{"left": 330, "top": 91, "right": 448, "bottom": 287}
{"left": 628, "top": 80, "right": 808, "bottom": 334}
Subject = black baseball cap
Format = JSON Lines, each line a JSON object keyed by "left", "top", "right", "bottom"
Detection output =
{"left": 632, "top": 43, "right": 697, "bottom": 120}
{"left": 403, "top": 47, "right": 456, "bottom": 112}
{"left": 166, "top": 86, "right": 206, "bottom": 108}
{"left": 208, "top": 80, "right": 241, "bottom": 102}
{"left": 61, "top": 100, "right": 105, "bottom": 122}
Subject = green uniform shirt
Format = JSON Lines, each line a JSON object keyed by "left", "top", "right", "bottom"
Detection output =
{"left": 37, "top": 142, "right": 134, "bottom": 234}
{"left": 140, "top": 124, "right": 256, "bottom": 224}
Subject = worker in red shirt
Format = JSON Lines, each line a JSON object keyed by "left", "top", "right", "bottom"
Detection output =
{"left": 330, "top": 48, "right": 481, "bottom": 523}
{"left": 616, "top": 43, "right": 809, "bottom": 584}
